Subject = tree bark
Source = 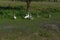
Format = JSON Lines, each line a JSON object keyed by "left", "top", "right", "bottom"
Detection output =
{"left": 26, "top": 0, "right": 31, "bottom": 12}
{"left": 26, "top": 0, "right": 31, "bottom": 19}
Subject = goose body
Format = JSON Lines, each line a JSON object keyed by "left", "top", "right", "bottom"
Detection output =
{"left": 24, "top": 13, "right": 32, "bottom": 19}
{"left": 14, "top": 15, "right": 16, "bottom": 19}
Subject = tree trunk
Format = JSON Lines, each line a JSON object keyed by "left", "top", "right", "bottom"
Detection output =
{"left": 26, "top": 0, "right": 31, "bottom": 12}
{"left": 26, "top": 0, "right": 31, "bottom": 19}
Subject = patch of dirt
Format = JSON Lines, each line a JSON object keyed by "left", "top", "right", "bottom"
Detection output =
{"left": 39, "top": 21, "right": 60, "bottom": 32}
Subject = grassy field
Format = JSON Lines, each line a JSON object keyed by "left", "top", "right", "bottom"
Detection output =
{"left": 0, "top": 1, "right": 60, "bottom": 40}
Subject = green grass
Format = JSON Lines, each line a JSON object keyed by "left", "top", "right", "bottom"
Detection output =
{"left": 0, "top": 1, "right": 60, "bottom": 40}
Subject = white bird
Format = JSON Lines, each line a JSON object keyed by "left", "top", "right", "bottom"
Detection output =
{"left": 24, "top": 13, "right": 32, "bottom": 19}
{"left": 14, "top": 15, "right": 16, "bottom": 19}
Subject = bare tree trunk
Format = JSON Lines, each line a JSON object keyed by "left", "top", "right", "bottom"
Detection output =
{"left": 26, "top": 0, "right": 30, "bottom": 11}
{"left": 26, "top": 0, "right": 31, "bottom": 19}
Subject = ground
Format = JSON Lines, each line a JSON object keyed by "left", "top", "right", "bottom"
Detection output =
{"left": 0, "top": 1, "right": 60, "bottom": 40}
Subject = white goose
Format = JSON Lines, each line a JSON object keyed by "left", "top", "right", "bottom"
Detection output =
{"left": 13, "top": 15, "right": 17, "bottom": 19}
{"left": 24, "top": 12, "right": 33, "bottom": 19}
